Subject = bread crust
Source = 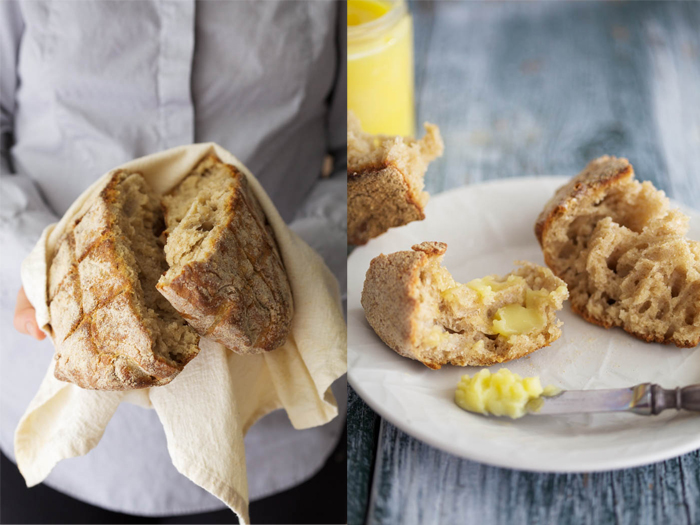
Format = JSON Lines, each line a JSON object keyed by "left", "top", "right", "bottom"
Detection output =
{"left": 361, "top": 242, "right": 441, "bottom": 365}
{"left": 536, "top": 156, "right": 700, "bottom": 347}
{"left": 347, "top": 112, "right": 443, "bottom": 245}
{"left": 535, "top": 156, "right": 633, "bottom": 252}
{"left": 48, "top": 172, "right": 199, "bottom": 390}
{"left": 362, "top": 243, "right": 568, "bottom": 369}
{"left": 347, "top": 166, "right": 425, "bottom": 245}
{"left": 158, "top": 155, "right": 294, "bottom": 354}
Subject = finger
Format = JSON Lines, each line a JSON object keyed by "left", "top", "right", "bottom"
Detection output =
{"left": 30, "top": 320, "right": 47, "bottom": 341}
{"left": 13, "top": 308, "right": 46, "bottom": 340}
{"left": 13, "top": 289, "right": 46, "bottom": 341}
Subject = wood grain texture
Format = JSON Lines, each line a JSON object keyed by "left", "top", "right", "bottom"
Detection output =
{"left": 347, "top": 385, "right": 381, "bottom": 525}
{"left": 368, "top": 421, "right": 699, "bottom": 525}
{"left": 414, "top": 1, "right": 700, "bottom": 209}
{"left": 348, "top": 2, "right": 700, "bottom": 524}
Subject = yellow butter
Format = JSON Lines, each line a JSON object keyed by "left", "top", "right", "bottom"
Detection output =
{"left": 348, "top": 0, "right": 391, "bottom": 26}
{"left": 455, "top": 368, "right": 558, "bottom": 419}
{"left": 440, "top": 286, "right": 459, "bottom": 304}
{"left": 432, "top": 267, "right": 456, "bottom": 293}
{"left": 492, "top": 303, "right": 545, "bottom": 337}
{"left": 542, "top": 385, "right": 562, "bottom": 397}
{"left": 467, "top": 275, "right": 525, "bottom": 301}
{"left": 348, "top": 0, "right": 415, "bottom": 136}
{"left": 424, "top": 326, "right": 447, "bottom": 347}
{"left": 467, "top": 275, "right": 548, "bottom": 337}
{"left": 491, "top": 288, "right": 550, "bottom": 337}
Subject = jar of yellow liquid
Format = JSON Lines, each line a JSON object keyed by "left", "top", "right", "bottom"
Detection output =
{"left": 348, "top": 0, "right": 415, "bottom": 137}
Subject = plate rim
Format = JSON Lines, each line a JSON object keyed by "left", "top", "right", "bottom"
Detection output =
{"left": 348, "top": 373, "right": 700, "bottom": 473}
{"left": 347, "top": 176, "right": 700, "bottom": 473}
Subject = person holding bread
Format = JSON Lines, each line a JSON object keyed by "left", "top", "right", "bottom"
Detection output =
{"left": 1, "top": 1, "right": 346, "bottom": 522}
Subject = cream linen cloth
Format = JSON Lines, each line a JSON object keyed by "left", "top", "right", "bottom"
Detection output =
{"left": 15, "top": 143, "right": 347, "bottom": 525}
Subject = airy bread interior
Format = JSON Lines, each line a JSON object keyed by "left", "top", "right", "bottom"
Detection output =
{"left": 160, "top": 160, "right": 236, "bottom": 270}
{"left": 48, "top": 155, "right": 293, "bottom": 388}
{"left": 411, "top": 256, "right": 568, "bottom": 368}
{"left": 361, "top": 243, "right": 569, "bottom": 369}
{"left": 156, "top": 155, "right": 293, "bottom": 355}
{"left": 112, "top": 173, "right": 199, "bottom": 364}
{"left": 539, "top": 159, "right": 700, "bottom": 347}
{"left": 348, "top": 111, "right": 443, "bottom": 209}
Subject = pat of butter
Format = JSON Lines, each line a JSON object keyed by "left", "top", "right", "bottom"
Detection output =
{"left": 455, "top": 368, "right": 559, "bottom": 419}
{"left": 492, "top": 289, "right": 549, "bottom": 337}
{"left": 467, "top": 275, "right": 525, "bottom": 301}
{"left": 492, "top": 305, "right": 544, "bottom": 337}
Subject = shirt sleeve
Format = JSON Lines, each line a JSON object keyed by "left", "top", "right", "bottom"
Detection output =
{"left": 288, "top": 3, "right": 347, "bottom": 301}
{"left": 1, "top": 1, "right": 58, "bottom": 255}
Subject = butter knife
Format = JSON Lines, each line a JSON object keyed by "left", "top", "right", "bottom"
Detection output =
{"left": 530, "top": 384, "right": 700, "bottom": 416}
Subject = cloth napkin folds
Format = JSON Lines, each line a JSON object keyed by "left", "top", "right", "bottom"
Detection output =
{"left": 15, "top": 143, "right": 347, "bottom": 525}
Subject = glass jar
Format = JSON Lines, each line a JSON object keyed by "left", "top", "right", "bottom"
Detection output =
{"left": 347, "top": 0, "right": 415, "bottom": 137}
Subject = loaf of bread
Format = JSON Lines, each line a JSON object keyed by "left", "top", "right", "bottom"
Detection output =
{"left": 48, "top": 171, "right": 200, "bottom": 390}
{"left": 157, "top": 155, "right": 294, "bottom": 354}
{"left": 536, "top": 156, "right": 700, "bottom": 347}
{"left": 347, "top": 111, "right": 444, "bottom": 245}
{"left": 361, "top": 242, "right": 568, "bottom": 369}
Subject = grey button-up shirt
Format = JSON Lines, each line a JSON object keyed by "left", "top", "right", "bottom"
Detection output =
{"left": 0, "top": 0, "right": 346, "bottom": 515}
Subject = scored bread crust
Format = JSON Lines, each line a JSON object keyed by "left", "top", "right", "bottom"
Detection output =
{"left": 361, "top": 242, "right": 569, "bottom": 369}
{"left": 535, "top": 155, "right": 700, "bottom": 347}
{"left": 48, "top": 171, "right": 200, "bottom": 390}
{"left": 347, "top": 111, "right": 444, "bottom": 245}
{"left": 157, "top": 155, "right": 294, "bottom": 354}
{"left": 535, "top": 156, "right": 634, "bottom": 244}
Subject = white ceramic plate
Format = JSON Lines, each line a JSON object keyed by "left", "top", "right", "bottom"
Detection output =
{"left": 348, "top": 177, "right": 700, "bottom": 473}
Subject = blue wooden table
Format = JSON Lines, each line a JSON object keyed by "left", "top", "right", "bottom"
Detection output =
{"left": 348, "top": 2, "right": 700, "bottom": 524}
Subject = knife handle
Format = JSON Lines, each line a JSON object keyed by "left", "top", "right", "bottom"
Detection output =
{"left": 650, "top": 384, "right": 700, "bottom": 415}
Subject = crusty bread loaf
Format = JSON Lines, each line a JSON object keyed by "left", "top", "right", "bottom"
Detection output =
{"left": 48, "top": 171, "right": 200, "bottom": 390}
{"left": 347, "top": 111, "right": 444, "bottom": 245}
{"left": 157, "top": 155, "right": 293, "bottom": 354}
{"left": 535, "top": 155, "right": 700, "bottom": 347}
{"left": 361, "top": 242, "right": 568, "bottom": 369}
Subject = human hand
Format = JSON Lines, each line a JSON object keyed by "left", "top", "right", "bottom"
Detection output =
{"left": 13, "top": 287, "right": 46, "bottom": 340}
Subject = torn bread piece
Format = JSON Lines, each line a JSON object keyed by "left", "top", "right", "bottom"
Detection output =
{"left": 536, "top": 155, "right": 700, "bottom": 347}
{"left": 48, "top": 171, "right": 200, "bottom": 390}
{"left": 158, "top": 155, "right": 294, "bottom": 354}
{"left": 347, "top": 111, "right": 444, "bottom": 245}
{"left": 361, "top": 242, "right": 569, "bottom": 369}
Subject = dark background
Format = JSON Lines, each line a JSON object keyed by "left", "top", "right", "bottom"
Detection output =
{"left": 1, "top": 425, "right": 346, "bottom": 524}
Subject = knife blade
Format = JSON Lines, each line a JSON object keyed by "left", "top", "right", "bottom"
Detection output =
{"left": 528, "top": 383, "right": 700, "bottom": 416}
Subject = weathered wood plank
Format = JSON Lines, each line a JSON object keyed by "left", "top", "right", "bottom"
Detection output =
{"left": 680, "top": 451, "right": 700, "bottom": 525}
{"left": 347, "top": 385, "right": 381, "bottom": 525}
{"left": 349, "top": 1, "right": 700, "bottom": 524}
{"left": 368, "top": 421, "right": 700, "bottom": 525}
{"left": 414, "top": 1, "right": 700, "bottom": 209}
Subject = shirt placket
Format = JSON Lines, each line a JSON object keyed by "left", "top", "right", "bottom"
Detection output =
{"left": 158, "top": 0, "right": 195, "bottom": 149}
